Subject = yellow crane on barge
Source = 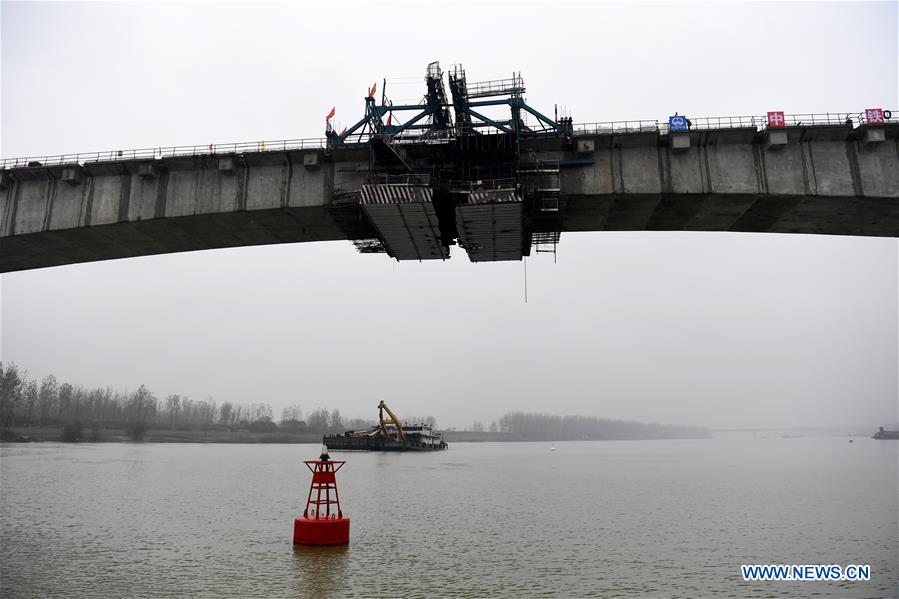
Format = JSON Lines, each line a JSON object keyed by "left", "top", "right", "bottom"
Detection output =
{"left": 378, "top": 400, "right": 405, "bottom": 442}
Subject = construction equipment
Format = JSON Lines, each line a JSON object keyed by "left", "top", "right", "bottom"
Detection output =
{"left": 322, "top": 401, "right": 447, "bottom": 451}
{"left": 326, "top": 61, "right": 570, "bottom": 263}
{"left": 378, "top": 400, "right": 405, "bottom": 442}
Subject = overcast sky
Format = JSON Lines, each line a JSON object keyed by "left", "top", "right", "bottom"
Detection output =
{"left": 1, "top": 1, "right": 897, "bottom": 430}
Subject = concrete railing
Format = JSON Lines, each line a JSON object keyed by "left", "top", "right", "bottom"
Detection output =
{"left": 2, "top": 110, "right": 893, "bottom": 171}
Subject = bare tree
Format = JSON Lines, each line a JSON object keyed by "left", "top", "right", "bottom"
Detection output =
{"left": 280, "top": 405, "right": 305, "bottom": 431}
{"left": 0, "top": 363, "right": 24, "bottom": 431}
{"left": 280, "top": 405, "right": 303, "bottom": 423}
{"left": 329, "top": 409, "right": 343, "bottom": 433}
{"left": 57, "top": 383, "right": 73, "bottom": 421}
{"left": 344, "top": 418, "right": 372, "bottom": 431}
{"left": 22, "top": 380, "right": 38, "bottom": 424}
{"left": 219, "top": 402, "right": 234, "bottom": 427}
{"left": 307, "top": 408, "right": 329, "bottom": 433}
{"left": 199, "top": 398, "right": 216, "bottom": 433}
{"left": 38, "top": 374, "right": 58, "bottom": 425}
{"left": 164, "top": 394, "right": 181, "bottom": 429}
{"left": 126, "top": 384, "right": 157, "bottom": 441}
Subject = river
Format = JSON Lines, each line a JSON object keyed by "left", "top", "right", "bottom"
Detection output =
{"left": 1, "top": 437, "right": 896, "bottom": 598}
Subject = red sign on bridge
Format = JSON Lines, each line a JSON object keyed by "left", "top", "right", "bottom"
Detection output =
{"left": 865, "top": 108, "right": 885, "bottom": 124}
{"left": 767, "top": 111, "right": 785, "bottom": 127}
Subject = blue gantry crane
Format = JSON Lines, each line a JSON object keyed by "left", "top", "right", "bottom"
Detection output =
{"left": 326, "top": 61, "right": 570, "bottom": 263}
{"left": 328, "top": 61, "right": 571, "bottom": 148}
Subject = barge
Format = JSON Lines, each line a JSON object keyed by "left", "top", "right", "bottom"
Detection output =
{"left": 323, "top": 401, "right": 447, "bottom": 451}
{"left": 873, "top": 426, "right": 899, "bottom": 440}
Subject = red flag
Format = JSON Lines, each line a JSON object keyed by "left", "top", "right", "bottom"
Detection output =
{"left": 326, "top": 106, "right": 335, "bottom": 121}
{"left": 387, "top": 114, "right": 392, "bottom": 126}
{"left": 369, "top": 82, "right": 377, "bottom": 97}
{"left": 339, "top": 126, "right": 347, "bottom": 136}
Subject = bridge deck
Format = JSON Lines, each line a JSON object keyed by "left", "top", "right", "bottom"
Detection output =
{"left": 2, "top": 124, "right": 897, "bottom": 272}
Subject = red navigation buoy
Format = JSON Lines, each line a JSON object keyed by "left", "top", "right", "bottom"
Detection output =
{"left": 293, "top": 445, "right": 350, "bottom": 546}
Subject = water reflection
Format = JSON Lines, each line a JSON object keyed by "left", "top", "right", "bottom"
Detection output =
{"left": 291, "top": 543, "right": 349, "bottom": 598}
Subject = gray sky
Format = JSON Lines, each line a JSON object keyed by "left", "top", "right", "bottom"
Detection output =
{"left": 1, "top": 1, "right": 897, "bottom": 429}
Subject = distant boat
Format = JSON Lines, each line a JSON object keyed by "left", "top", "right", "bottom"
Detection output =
{"left": 873, "top": 427, "right": 899, "bottom": 440}
{"left": 550, "top": 445, "right": 557, "bottom": 451}
{"left": 323, "top": 401, "right": 447, "bottom": 451}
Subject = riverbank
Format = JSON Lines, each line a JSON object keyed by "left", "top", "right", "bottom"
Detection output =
{"left": 1, "top": 427, "right": 325, "bottom": 444}
{"left": 1, "top": 427, "right": 709, "bottom": 444}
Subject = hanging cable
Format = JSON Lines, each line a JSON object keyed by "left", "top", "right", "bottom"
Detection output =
{"left": 524, "top": 257, "right": 528, "bottom": 304}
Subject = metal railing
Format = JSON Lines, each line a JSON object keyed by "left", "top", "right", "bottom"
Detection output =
{"left": 365, "top": 173, "right": 431, "bottom": 186}
{"left": 573, "top": 120, "right": 660, "bottom": 135}
{"left": 449, "top": 178, "right": 518, "bottom": 193}
{"left": 777, "top": 112, "right": 856, "bottom": 127}
{"left": 660, "top": 114, "right": 764, "bottom": 132}
{"left": 466, "top": 76, "right": 526, "bottom": 99}
{"left": 2, "top": 110, "right": 893, "bottom": 171}
{"left": 0, "top": 137, "right": 329, "bottom": 170}
{"left": 654, "top": 112, "right": 865, "bottom": 133}
{"left": 572, "top": 111, "right": 894, "bottom": 136}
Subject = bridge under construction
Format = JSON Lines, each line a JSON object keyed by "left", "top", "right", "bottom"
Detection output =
{"left": 1, "top": 62, "right": 897, "bottom": 272}
{"left": 322, "top": 62, "right": 575, "bottom": 262}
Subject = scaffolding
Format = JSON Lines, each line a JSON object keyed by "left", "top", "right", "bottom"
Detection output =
{"left": 329, "top": 61, "right": 569, "bottom": 263}
{"left": 520, "top": 160, "right": 562, "bottom": 259}
{"left": 466, "top": 75, "right": 526, "bottom": 99}
{"left": 425, "top": 62, "right": 453, "bottom": 133}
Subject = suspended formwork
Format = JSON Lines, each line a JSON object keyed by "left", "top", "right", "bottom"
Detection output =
{"left": 359, "top": 183, "right": 448, "bottom": 261}
{"left": 454, "top": 180, "right": 524, "bottom": 262}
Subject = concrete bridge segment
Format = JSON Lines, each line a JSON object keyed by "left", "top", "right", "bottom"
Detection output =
{"left": 1, "top": 123, "right": 897, "bottom": 272}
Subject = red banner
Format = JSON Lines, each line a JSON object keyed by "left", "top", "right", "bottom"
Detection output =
{"left": 865, "top": 108, "right": 884, "bottom": 124}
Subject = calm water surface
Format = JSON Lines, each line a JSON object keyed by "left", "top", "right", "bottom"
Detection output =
{"left": 1, "top": 438, "right": 897, "bottom": 598}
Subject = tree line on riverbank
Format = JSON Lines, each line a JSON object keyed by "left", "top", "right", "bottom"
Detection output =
{"left": 1, "top": 363, "right": 706, "bottom": 443}
{"left": 487, "top": 411, "right": 707, "bottom": 440}
{"left": 0, "top": 363, "right": 375, "bottom": 442}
